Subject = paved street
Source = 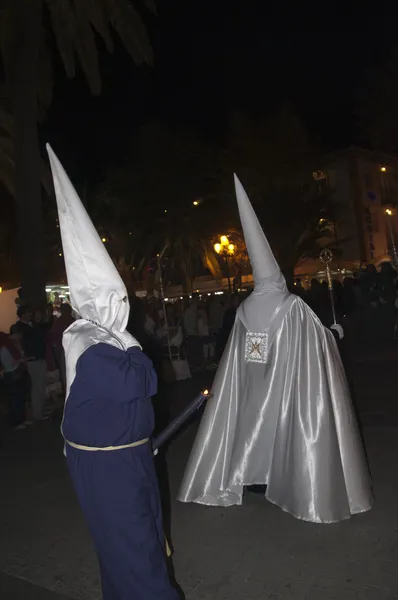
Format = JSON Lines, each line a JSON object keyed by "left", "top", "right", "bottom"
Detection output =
{"left": 1, "top": 343, "right": 398, "bottom": 599}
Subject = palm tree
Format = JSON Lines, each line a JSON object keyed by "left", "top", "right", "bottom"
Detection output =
{"left": 214, "top": 108, "right": 339, "bottom": 273}
{"left": 1, "top": 0, "right": 154, "bottom": 304}
{"left": 0, "top": 90, "right": 51, "bottom": 197}
{"left": 255, "top": 179, "right": 339, "bottom": 274}
{"left": 140, "top": 210, "right": 224, "bottom": 294}
{"left": 94, "top": 178, "right": 225, "bottom": 294}
{"left": 94, "top": 121, "right": 227, "bottom": 293}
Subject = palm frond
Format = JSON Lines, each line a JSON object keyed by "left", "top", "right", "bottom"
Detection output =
{"left": 103, "top": 0, "right": 154, "bottom": 65}
{"left": 45, "top": 0, "right": 76, "bottom": 79}
{"left": 143, "top": 0, "right": 157, "bottom": 14}
{"left": 0, "top": 3, "right": 14, "bottom": 84}
{"left": 0, "top": 105, "right": 12, "bottom": 135}
{"left": 0, "top": 134, "right": 13, "bottom": 154}
{"left": 38, "top": 26, "right": 53, "bottom": 113}
{"left": 80, "top": 0, "right": 114, "bottom": 52}
{"left": 203, "top": 240, "right": 222, "bottom": 280}
{"left": 0, "top": 101, "right": 51, "bottom": 197}
{"left": 0, "top": 147, "right": 15, "bottom": 195}
{"left": 72, "top": 1, "right": 102, "bottom": 94}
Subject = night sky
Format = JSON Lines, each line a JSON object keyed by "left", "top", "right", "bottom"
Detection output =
{"left": 41, "top": 2, "right": 392, "bottom": 187}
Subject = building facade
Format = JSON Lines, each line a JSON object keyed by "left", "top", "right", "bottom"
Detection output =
{"left": 316, "top": 147, "right": 398, "bottom": 268}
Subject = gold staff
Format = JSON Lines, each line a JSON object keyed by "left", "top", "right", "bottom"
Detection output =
{"left": 320, "top": 248, "right": 337, "bottom": 325}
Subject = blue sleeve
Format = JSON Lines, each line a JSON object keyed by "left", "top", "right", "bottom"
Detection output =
{"left": 76, "top": 343, "right": 158, "bottom": 402}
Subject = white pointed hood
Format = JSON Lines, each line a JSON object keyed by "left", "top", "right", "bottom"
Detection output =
{"left": 47, "top": 144, "right": 131, "bottom": 331}
{"left": 46, "top": 145, "right": 140, "bottom": 403}
{"left": 234, "top": 175, "right": 290, "bottom": 334}
{"left": 234, "top": 174, "right": 287, "bottom": 293}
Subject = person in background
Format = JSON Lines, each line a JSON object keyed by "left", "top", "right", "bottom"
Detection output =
{"left": 15, "top": 287, "right": 27, "bottom": 310}
{"left": 144, "top": 303, "right": 157, "bottom": 336}
{"left": 306, "top": 278, "right": 319, "bottom": 310}
{"left": 183, "top": 295, "right": 202, "bottom": 370}
{"left": 0, "top": 325, "right": 30, "bottom": 429}
{"left": 18, "top": 306, "right": 48, "bottom": 421}
{"left": 197, "top": 305, "right": 215, "bottom": 368}
{"left": 45, "top": 302, "right": 55, "bottom": 328}
{"left": 360, "top": 264, "right": 380, "bottom": 341}
{"left": 50, "top": 303, "right": 75, "bottom": 392}
{"left": 377, "top": 261, "right": 397, "bottom": 341}
{"left": 342, "top": 277, "right": 357, "bottom": 317}
{"left": 209, "top": 296, "right": 225, "bottom": 363}
{"left": 293, "top": 278, "right": 307, "bottom": 300}
{"left": 183, "top": 295, "right": 198, "bottom": 334}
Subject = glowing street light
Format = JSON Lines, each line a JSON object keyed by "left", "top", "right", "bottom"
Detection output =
{"left": 214, "top": 235, "right": 236, "bottom": 292}
{"left": 193, "top": 200, "right": 199, "bottom": 206}
{"left": 381, "top": 166, "right": 387, "bottom": 172}
{"left": 385, "top": 208, "right": 393, "bottom": 216}
{"left": 214, "top": 235, "right": 235, "bottom": 255}
{"left": 101, "top": 237, "right": 107, "bottom": 243}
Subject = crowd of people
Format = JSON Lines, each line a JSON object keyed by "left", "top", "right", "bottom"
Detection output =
{"left": 126, "top": 292, "right": 243, "bottom": 376}
{"left": 1, "top": 261, "right": 397, "bottom": 434}
{"left": 292, "top": 262, "right": 398, "bottom": 341}
{"left": 0, "top": 287, "right": 241, "bottom": 436}
{"left": 126, "top": 260, "right": 398, "bottom": 385}
{"left": 0, "top": 293, "right": 74, "bottom": 431}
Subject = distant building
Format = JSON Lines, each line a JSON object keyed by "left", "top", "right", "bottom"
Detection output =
{"left": 297, "top": 147, "right": 398, "bottom": 279}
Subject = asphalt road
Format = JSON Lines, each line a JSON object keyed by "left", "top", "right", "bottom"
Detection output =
{"left": 0, "top": 342, "right": 397, "bottom": 599}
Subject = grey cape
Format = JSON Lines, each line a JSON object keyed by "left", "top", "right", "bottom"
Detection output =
{"left": 178, "top": 176, "right": 373, "bottom": 523}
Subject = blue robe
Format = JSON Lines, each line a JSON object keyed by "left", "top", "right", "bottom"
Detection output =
{"left": 63, "top": 343, "right": 179, "bottom": 600}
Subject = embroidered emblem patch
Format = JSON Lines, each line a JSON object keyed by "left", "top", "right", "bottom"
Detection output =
{"left": 245, "top": 332, "right": 268, "bottom": 364}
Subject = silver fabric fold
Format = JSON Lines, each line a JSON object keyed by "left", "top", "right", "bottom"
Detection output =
{"left": 178, "top": 297, "right": 373, "bottom": 523}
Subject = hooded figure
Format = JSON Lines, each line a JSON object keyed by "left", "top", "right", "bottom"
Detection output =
{"left": 47, "top": 146, "right": 178, "bottom": 600}
{"left": 178, "top": 175, "right": 373, "bottom": 523}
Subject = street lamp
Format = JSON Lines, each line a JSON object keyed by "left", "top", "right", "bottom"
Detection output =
{"left": 214, "top": 235, "right": 236, "bottom": 293}
{"left": 220, "top": 235, "right": 229, "bottom": 246}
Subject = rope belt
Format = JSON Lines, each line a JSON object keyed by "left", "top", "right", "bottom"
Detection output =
{"left": 65, "top": 438, "right": 149, "bottom": 452}
{"left": 64, "top": 436, "right": 171, "bottom": 557}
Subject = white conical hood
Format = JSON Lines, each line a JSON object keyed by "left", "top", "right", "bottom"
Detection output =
{"left": 234, "top": 174, "right": 286, "bottom": 292}
{"left": 47, "top": 144, "right": 130, "bottom": 333}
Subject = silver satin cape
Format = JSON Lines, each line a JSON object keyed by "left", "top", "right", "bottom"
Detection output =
{"left": 178, "top": 295, "right": 373, "bottom": 523}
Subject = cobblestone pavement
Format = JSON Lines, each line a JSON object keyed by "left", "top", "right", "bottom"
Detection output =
{"left": 1, "top": 343, "right": 398, "bottom": 599}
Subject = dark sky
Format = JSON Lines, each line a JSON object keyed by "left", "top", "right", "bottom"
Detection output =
{"left": 42, "top": 1, "right": 392, "bottom": 186}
